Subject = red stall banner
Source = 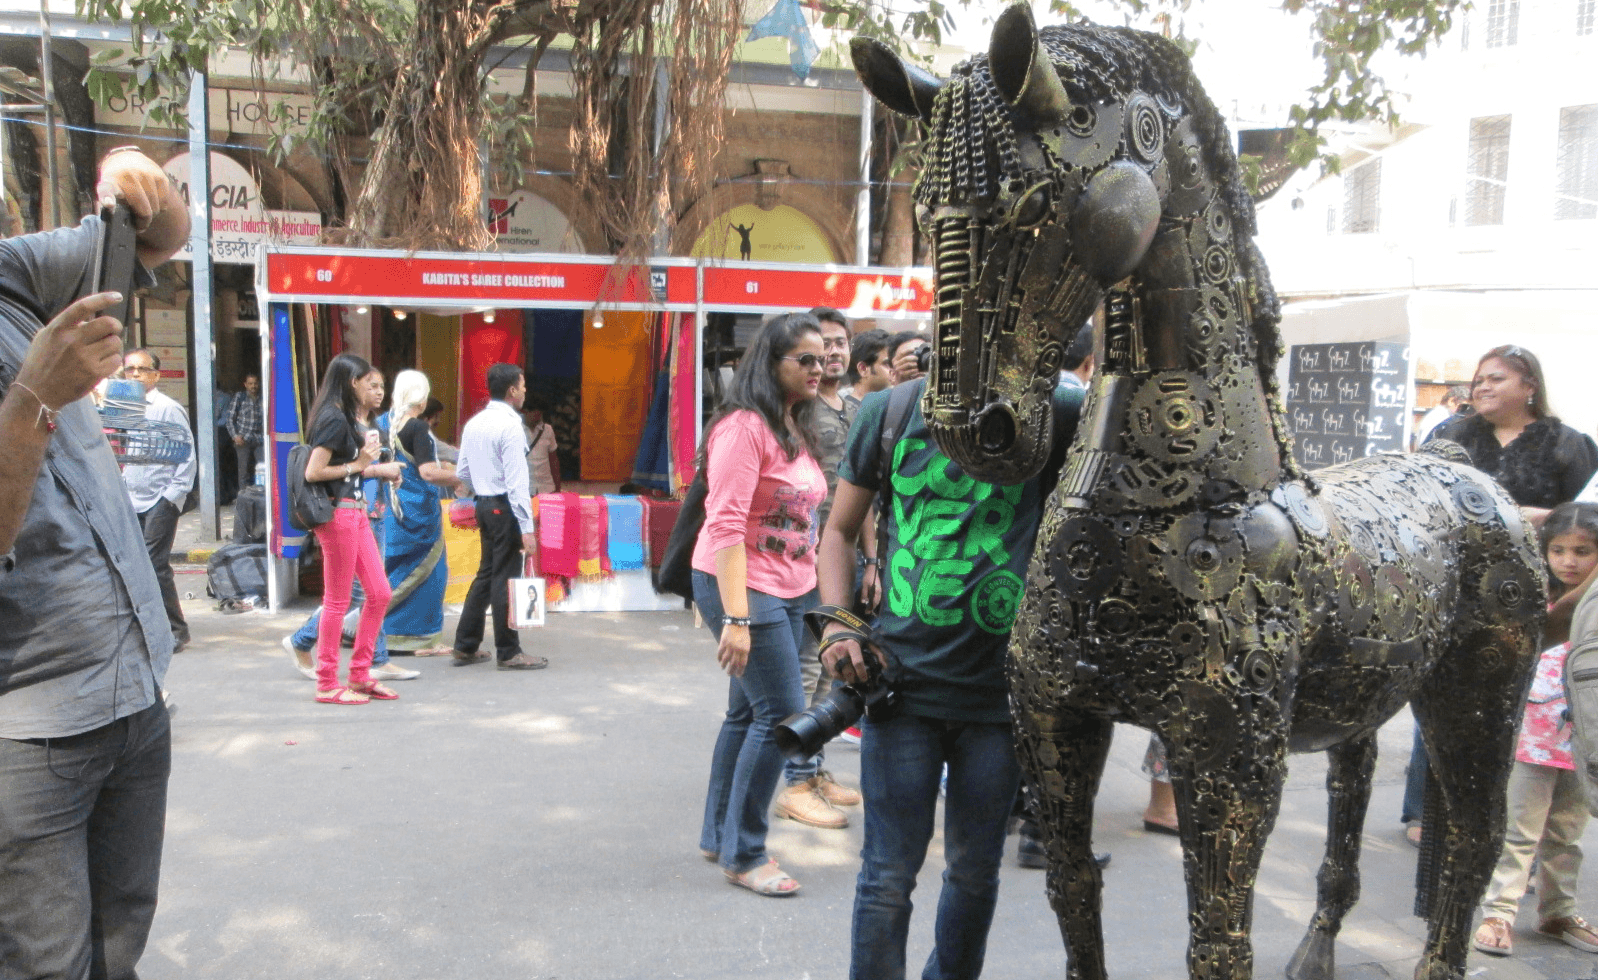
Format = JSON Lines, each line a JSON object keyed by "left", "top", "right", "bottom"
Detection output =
{"left": 699, "top": 265, "right": 932, "bottom": 315}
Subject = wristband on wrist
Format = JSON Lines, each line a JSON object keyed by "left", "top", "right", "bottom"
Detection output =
{"left": 722, "top": 615, "right": 751, "bottom": 627}
{"left": 862, "top": 557, "right": 879, "bottom": 565}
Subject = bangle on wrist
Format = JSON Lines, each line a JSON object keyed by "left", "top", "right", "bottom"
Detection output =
{"left": 722, "top": 615, "right": 751, "bottom": 627}
{"left": 862, "top": 557, "right": 879, "bottom": 565}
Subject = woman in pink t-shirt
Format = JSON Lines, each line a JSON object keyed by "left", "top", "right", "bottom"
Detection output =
{"left": 691, "top": 312, "right": 826, "bottom": 897}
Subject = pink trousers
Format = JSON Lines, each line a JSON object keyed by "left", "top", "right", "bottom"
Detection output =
{"left": 313, "top": 506, "right": 392, "bottom": 689}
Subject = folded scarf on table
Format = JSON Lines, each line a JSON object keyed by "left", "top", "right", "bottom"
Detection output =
{"left": 577, "top": 495, "right": 609, "bottom": 580}
{"left": 603, "top": 495, "right": 646, "bottom": 571}
{"left": 538, "top": 492, "right": 581, "bottom": 578}
{"left": 639, "top": 496, "right": 681, "bottom": 568}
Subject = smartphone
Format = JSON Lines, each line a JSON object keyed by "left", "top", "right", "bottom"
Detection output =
{"left": 91, "top": 202, "right": 138, "bottom": 327}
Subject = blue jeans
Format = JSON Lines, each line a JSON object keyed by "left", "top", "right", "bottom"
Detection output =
{"left": 0, "top": 699, "right": 171, "bottom": 980}
{"left": 292, "top": 514, "right": 389, "bottom": 667}
{"left": 693, "top": 570, "right": 816, "bottom": 874}
{"left": 1402, "top": 724, "right": 1427, "bottom": 825}
{"left": 852, "top": 712, "right": 1022, "bottom": 980}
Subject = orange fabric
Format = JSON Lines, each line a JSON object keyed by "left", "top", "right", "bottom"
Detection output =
{"left": 580, "top": 310, "right": 651, "bottom": 481}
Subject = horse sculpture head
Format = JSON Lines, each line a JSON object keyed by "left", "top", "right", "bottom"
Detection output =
{"left": 852, "top": 5, "right": 1283, "bottom": 487}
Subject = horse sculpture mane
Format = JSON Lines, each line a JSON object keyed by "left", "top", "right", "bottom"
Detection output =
{"left": 854, "top": 8, "right": 1544, "bottom": 980}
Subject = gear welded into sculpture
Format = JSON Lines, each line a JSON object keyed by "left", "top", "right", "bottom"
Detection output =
{"left": 852, "top": 10, "right": 1544, "bottom": 980}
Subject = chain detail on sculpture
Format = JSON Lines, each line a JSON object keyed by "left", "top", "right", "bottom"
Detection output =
{"left": 852, "top": 9, "right": 1544, "bottom": 980}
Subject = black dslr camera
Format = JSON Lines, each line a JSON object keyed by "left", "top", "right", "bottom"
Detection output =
{"left": 775, "top": 608, "right": 899, "bottom": 763}
{"left": 913, "top": 343, "right": 933, "bottom": 375}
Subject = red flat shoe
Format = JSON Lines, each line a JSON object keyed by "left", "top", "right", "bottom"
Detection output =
{"left": 315, "top": 687, "right": 369, "bottom": 705}
{"left": 349, "top": 681, "right": 399, "bottom": 701}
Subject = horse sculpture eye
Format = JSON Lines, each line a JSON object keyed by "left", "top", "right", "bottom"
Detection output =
{"left": 1014, "top": 186, "right": 1050, "bottom": 228}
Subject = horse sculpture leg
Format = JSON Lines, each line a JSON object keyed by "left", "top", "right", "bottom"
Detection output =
{"left": 1410, "top": 626, "right": 1538, "bottom": 980}
{"left": 1166, "top": 711, "right": 1291, "bottom": 980}
{"left": 1285, "top": 733, "right": 1378, "bottom": 980}
{"left": 1014, "top": 711, "right": 1115, "bottom": 980}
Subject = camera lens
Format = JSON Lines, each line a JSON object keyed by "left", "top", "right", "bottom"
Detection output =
{"left": 776, "top": 687, "right": 866, "bottom": 764}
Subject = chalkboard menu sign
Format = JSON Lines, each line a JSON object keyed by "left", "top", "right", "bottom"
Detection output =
{"left": 1285, "top": 341, "right": 1409, "bottom": 471}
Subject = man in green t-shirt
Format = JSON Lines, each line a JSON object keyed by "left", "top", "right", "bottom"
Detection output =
{"left": 816, "top": 376, "right": 1081, "bottom": 979}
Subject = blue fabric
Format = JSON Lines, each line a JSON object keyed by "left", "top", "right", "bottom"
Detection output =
{"left": 1402, "top": 724, "right": 1427, "bottom": 825}
{"left": 381, "top": 415, "right": 449, "bottom": 649}
{"left": 603, "top": 495, "right": 645, "bottom": 570}
{"left": 851, "top": 712, "right": 1022, "bottom": 980}
{"left": 746, "top": 0, "right": 819, "bottom": 80}
{"left": 693, "top": 570, "right": 817, "bottom": 874}
{"left": 630, "top": 370, "right": 673, "bottom": 491}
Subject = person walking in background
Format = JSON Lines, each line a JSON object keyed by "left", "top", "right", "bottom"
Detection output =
{"left": 452, "top": 363, "right": 547, "bottom": 671}
{"left": 121, "top": 347, "right": 196, "bottom": 652}
{"left": 299, "top": 354, "right": 401, "bottom": 705}
{"left": 213, "top": 381, "right": 239, "bottom": 504}
{"left": 283, "top": 367, "right": 419, "bottom": 685}
{"left": 423, "top": 397, "right": 459, "bottom": 467}
{"left": 381, "top": 370, "right": 461, "bottom": 657}
{"left": 693, "top": 312, "right": 827, "bottom": 896}
{"left": 228, "top": 371, "right": 264, "bottom": 492}
{"left": 842, "top": 328, "right": 892, "bottom": 400}
{"left": 524, "top": 400, "right": 559, "bottom": 496}
{"left": 1413, "top": 384, "right": 1470, "bottom": 450}
{"left": 1473, "top": 503, "right": 1598, "bottom": 957}
{"left": 0, "top": 145, "right": 188, "bottom": 980}
{"left": 773, "top": 306, "right": 861, "bottom": 831}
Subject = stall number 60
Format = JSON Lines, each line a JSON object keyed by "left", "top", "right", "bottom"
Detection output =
{"left": 314, "top": 269, "right": 332, "bottom": 282}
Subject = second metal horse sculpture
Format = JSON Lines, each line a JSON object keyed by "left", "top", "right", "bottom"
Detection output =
{"left": 853, "top": 9, "right": 1544, "bottom": 980}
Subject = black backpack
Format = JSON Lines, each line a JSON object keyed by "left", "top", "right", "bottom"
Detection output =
{"left": 286, "top": 443, "right": 334, "bottom": 531}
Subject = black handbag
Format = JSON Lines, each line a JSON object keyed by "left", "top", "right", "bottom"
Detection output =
{"left": 654, "top": 470, "right": 708, "bottom": 602}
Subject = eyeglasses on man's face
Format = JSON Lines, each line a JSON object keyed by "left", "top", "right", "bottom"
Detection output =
{"left": 779, "top": 353, "right": 823, "bottom": 369}
{"left": 124, "top": 364, "right": 158, "bottom": 375}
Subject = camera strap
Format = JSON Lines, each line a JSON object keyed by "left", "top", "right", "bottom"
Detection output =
{"left": 804, "top": 603, "right": 873, "bottom": 646}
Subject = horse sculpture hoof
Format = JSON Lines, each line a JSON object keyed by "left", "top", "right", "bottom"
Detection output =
{"left": 1284, "top": 931, "right": 1334, "bottom": 980}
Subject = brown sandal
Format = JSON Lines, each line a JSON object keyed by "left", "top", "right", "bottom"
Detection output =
{"left": 1539, "top": 915, "right": 1598, "bottom": 952}
{"left": 1473, "top": 916, "right": 1512, "bottom": 956}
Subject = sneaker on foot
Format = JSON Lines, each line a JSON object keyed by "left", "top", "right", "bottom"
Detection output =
{"left": 837, "top": 726, "right": 862, "bottom": 746}
{"left": 774, "top": 781, "right": 848, "bottom": 829}
{"left": 814, "top": 771, "right": 861, "bottom": 807}
{"left": 371, "top": 662, "right": 421, "bottom": 681}
{"left": 282, "top": 637, "right": 316, "bottom": 680}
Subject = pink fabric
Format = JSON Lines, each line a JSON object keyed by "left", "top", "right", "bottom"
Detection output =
{"left": 313, "top": 507, "right": 392, "bottom": 690}
{"left": 690, "top": 410, "right": 825, "bottom": 599}
{"left": 1517, "top": 640, "right": 1574, "bottom": 769}
{"left": 669, "top": 314, "right": 698, "bottom": 492}
{"left": 539, "top": 492, "right": 581, "bottom": 577}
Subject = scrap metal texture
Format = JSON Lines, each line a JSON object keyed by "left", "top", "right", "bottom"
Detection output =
{"left": 853, "top": 9, "right": 1545, "bottom": 980}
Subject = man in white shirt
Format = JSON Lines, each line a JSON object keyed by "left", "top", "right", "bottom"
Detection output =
{"left": 452, "top": 363, "right": 546, "bottom": 670}
{"left": 121, "top": 348, "right": 196, "bottom": 650}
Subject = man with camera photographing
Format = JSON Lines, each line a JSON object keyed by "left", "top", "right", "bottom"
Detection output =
{"left": 0, "top": 147, "right": 188, "bottom": 980}
{"left": 815, "top": 374, "right": 1082, "bottom": 980}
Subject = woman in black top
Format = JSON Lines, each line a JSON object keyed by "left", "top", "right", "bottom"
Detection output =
{"left": 302, "top": 353, "right": 402, "bottom": 705}
{"left": 1429, "top": 345, "right": 1598, "bottom": 523}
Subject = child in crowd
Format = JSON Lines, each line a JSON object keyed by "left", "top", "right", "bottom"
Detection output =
{"left": 1474, "top": 502, "right": 1598, "bottom": 957}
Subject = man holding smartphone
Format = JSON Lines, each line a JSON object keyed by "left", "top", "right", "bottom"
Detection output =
{"left": 0, "top": 147, "right": 188, "bottom": 980}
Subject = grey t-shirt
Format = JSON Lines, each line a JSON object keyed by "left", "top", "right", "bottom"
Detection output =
{"left": 0, "top": 216, "right": 171, "bottom": 739}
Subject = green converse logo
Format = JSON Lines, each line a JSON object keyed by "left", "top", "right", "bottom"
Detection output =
{"left": 885, "top": 437, "right": 1024, "bottom": 632}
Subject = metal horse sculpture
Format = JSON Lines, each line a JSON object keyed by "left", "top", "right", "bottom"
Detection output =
{"left": 852, "top": 9, "right": 1544, "bottom": 980}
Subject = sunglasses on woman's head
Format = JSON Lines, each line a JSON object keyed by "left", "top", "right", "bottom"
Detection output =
{"left": 779, "top": 353, "right": 823, "bottom": 368}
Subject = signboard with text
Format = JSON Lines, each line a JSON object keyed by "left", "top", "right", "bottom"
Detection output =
{"left": 1285, "top": 341, "right": 1410, "bottom": 470}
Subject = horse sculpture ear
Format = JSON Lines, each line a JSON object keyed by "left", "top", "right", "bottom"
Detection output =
{"left": 989, "top": 4, "right": 1071, "bottom": 123}
{"left": 849, "top": 37, "right": 943, "bottom": 124}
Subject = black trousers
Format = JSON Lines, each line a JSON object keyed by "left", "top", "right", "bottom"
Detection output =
{"left": 137, "top": 498, "right": 188, "bottom": 645}
{"left": 453, "top": 495, "right": 524, "bottom": 661}
{"left": 233, "top": 438, "right": 262, "bottom": 495}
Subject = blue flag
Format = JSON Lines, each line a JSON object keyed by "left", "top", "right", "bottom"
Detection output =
{"left": 746, "top": 0, "right": 820, "bottom": 80}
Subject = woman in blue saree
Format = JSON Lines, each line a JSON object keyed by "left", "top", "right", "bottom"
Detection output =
{"left": 380, "top": 370, "right": 462, "bottom": 655}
